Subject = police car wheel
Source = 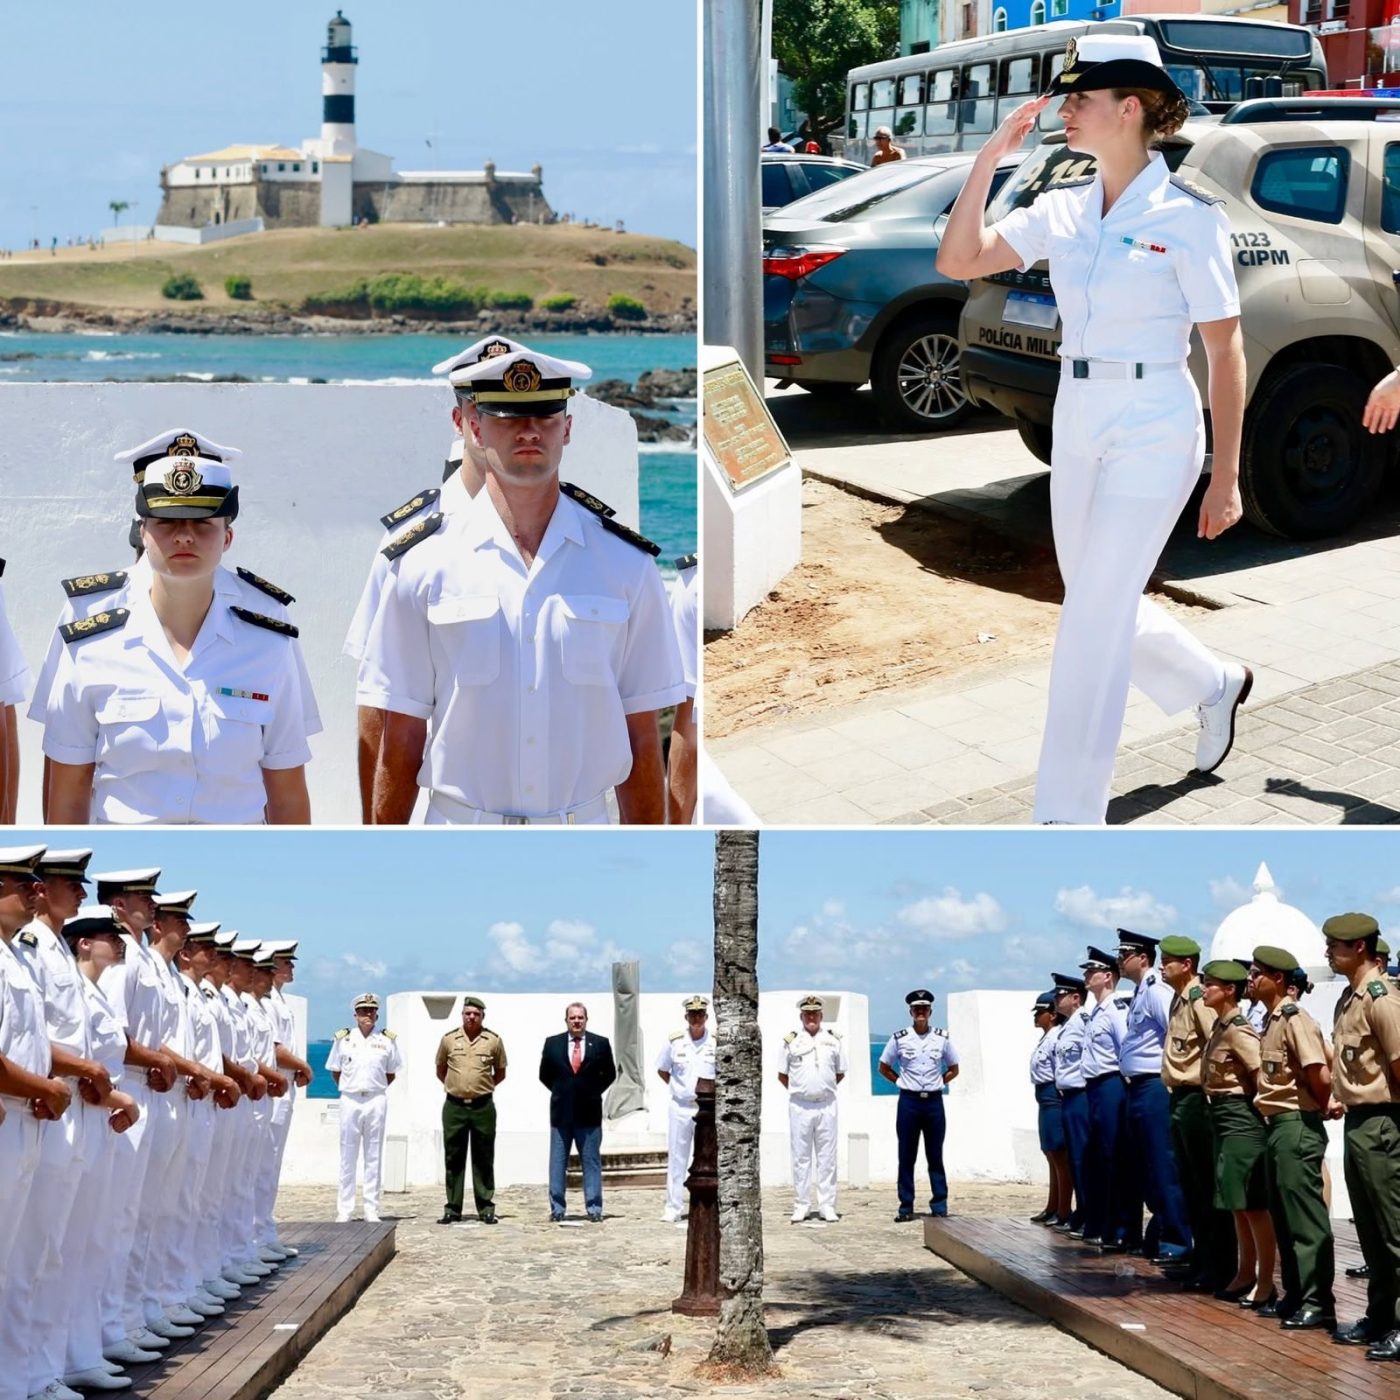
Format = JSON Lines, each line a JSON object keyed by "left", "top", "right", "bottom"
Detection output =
{"left": 1016, "top": 418, "right": 1053, "bottom": 467}
{"left": 871, "top": 312, "right": 972, "bottom": 432}
{"left": 1241, "top": 363, "right": 1384, "bottom": 540}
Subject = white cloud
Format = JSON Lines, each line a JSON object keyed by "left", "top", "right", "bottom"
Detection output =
{"left": 546, "top": 919, "right": 596, "bottom": 944}
{"left": 822, "top": 898, "right": 846, "bottom": 919}
{"left": 311, "top": 951, "right": 388, "bottom": 983}
{"left": 667, "top": 940, "right": 706, "bottom": 979}
{"left": 486, "top": 918, "right": 633, "bottom": 982}
{"left": 896, "top": 888, "right": 1007, "bottom": 937}
{"left": 1209, "top": 876, "right": 1252, "bottom": 910}
{"left": 489, "top": 920, "right": 545, "bottom": 975}
{"left": 1054, "top": 885, "right": 1177, "bottom": 933}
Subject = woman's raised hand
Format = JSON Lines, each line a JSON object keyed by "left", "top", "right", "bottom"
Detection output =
{"left": 984, "top": 95, "right": 1050, "bottom": 160}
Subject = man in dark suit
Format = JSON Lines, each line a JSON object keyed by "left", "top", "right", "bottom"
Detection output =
{"left": 539, "top": 1002, "right": 617, "bottom": 1221}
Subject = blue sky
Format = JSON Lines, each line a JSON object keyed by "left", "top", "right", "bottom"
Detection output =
{"left": 0, "top": 3, "right": 696, "bottom": 249}
{"left": 9, "top": 829, "right": 1400, "bottom": 1040}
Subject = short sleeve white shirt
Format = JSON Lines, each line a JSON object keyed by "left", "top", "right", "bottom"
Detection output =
{"left": 16, "top": 921, "right": 91, "bottom": 1056}
{"left": 655, "top": 1028, "right": 716, "bottom": 1106}
{"left": 99, "top": 933, "right": 166, "bottom": 1048}
{"left": 781, "top": 1027, "right": 847, "bottom": 1101}
{"left": 670, "top": 564, "right": 698, "bottom": 702}
{"left": 325, "top": 1026, "right": 401, "bottom": 1094}
{"left": 0, "top": 938, "right": 52, "bottom": 1087}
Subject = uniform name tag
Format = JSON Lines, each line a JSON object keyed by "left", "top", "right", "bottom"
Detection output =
{"left": 1121, "top": 236, "right": 1168, "bottom": 255}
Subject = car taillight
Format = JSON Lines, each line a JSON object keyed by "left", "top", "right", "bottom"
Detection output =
{"left": 762, "top": 247, "right": 846, "bottom": 280}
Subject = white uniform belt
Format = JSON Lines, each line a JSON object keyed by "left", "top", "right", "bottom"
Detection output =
{"left": 1062, "top": 358, "right": 1179, "bottom": 380}
{"left": 341, "top": 1088, "right": 385, "bottom": 1099}
{"left": 427, "top": 790, "right": 610, "bottom": 825}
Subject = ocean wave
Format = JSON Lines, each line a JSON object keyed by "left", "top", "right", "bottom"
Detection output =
{"left": 638, "top": 440, "right": 696, "bottom": 455}
{"left": 83, "top": 350, "right": 161, "bottom": 362}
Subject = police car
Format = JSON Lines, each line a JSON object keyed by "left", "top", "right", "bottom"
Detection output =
{"left": 959, "top": 97, "right": 1400, "bottom": 539}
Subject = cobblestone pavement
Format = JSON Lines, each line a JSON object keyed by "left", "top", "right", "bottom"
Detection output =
{"left": 269, "top": 1183, "right": 1170, "bottom": 1400}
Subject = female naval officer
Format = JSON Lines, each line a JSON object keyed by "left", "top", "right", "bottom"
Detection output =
{"left": 938, "top": 35, "right": 1250, "bottom": 825}
{"left": 40, "top": 453, "right": 314, "bottom": 824}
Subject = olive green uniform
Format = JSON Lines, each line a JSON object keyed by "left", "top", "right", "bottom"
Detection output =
{"left": 1256, "top": 1002, "right": 1335, "bottom": 1314}
{"left": 1332, "top": 977, "right": 1400, "bottom": 1330}
{"left": 1203, "top": 1012, "right": 1267, "bottom": 1211}
{"left": 436, "top": 1026, "right": 508, "bottom": 1219}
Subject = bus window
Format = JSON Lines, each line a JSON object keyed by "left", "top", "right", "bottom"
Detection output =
{"left": 1000, "top": 55, "right": 1038, "bottom": 96}
{"left": 925, "top": 68, "right": 959, "bottom": 138}
{"left": 853, "top": 82, "right": 870, "bottom": 111}
{"left": 961, "top": 62, "right": 996, "bottom": 135}
{"left": 899, "top": 74, "right": 925, "bottom": 106}
{"left": 895, "top": 106, "right": 923, "bottom": 138}
{"left": 871, "top": 79, "right": 897, "bottom": 110}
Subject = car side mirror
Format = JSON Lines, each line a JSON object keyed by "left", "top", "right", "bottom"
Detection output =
{"left": 933, "top": 213, "right": 950, "bottom": 240}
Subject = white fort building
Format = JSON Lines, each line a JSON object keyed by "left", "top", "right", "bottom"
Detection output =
{"left": 156, "top": 12, "right": 551, "bottom": 231}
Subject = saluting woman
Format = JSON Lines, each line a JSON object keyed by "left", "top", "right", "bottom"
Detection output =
{"left": 938, "top": 35, "right": 1250, "bottom": 824}
{"left": 42, "top": 454, "right": 315, "bottom": 824}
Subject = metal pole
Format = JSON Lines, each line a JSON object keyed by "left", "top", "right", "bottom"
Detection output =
{"left": 672, "top": 1077, "right": 721, "bottom": 1316}
{"left": 703, "top": 0, "right": 764, "bottom": 381}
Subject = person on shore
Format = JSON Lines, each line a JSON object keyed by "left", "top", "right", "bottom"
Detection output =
{"left": 937, "top": 35, "right": 1249, "bottom": 824}
{"left": 435, "top": 995, "right": 507, "bottom": 1225}
{"left": 1199, "top": 959, "right": 1276, "bottom": 1310}
{"left": 326, "top": 993, "right": 400, "bottom": 1224}
{"left": 779, "top": 994, "right": 848, "bottom": 1224}
{"left": 655, "top": 994, "right": 715, "bottom": 1223}
{"left": 539, "top": 1003, "right": 616, "bottom": 1222}
{"left": 878, "top": 989, "right": 959, "bottom": 1222}
{"left": 1029, "top": 990, "right": 1072, "bottom": 1227}
{"left": 41, "top": 446, "right": 315, "bottom": 824}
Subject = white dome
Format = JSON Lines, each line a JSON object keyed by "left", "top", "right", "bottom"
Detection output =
{"left": 1209, "top": 863, "right": 1332, "bottom": 978}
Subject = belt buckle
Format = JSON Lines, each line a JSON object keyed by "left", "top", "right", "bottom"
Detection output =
{"left": 1072, "top": 359, "right": 1089, "bottom": 379}
{"left": 502, "top": 814, "right": 529, "bottom": 826}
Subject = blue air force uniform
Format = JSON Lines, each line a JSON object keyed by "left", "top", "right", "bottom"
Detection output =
{"left": 1051, "top": 974, "right": 1091, "bottom": 1232}
{"left": 1030, "top": 992, "right": 1066, "bottom": 1156}
{"left": 880, "top": 990, "right": 958, "bottom": 1220}
{"left": 1080, "top": 946, "right": 1131, "bottom": 1248}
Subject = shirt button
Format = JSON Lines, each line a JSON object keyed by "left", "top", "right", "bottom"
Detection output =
{"left": 526, "top": 685, "right": 536, "bottom": 693}
{"left": 526, "top": 736, "right": 535, "bottom": 746}
{"left": 524, "top": 784, "right": 534, "bottom": 793}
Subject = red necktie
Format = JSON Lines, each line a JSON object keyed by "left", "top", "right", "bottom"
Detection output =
{"left": 571, "top": 1037, "right": 582, "bottom": 1073}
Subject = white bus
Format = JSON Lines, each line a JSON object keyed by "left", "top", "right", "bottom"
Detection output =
{"left": 843, "top": 15, "right": 1326, "bottom": 164}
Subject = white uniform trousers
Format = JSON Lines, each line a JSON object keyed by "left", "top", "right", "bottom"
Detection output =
{"left": 0, "top": 1104, "right": 43, "bottom": 1400}
{"left": 135, "top": 1089, "right": 189, "bottom": 1324}
{"left": 338, "top": 1090, "right": 387, "bottom": 1219}
{"left": 171, "top": 1096, "right": 216, "bottom": 1301}
{"left": 13, "top": 1107, "right": 91, "bottom": 1396}
{"left": 235, "top": 1095, "right": 273, "bottom": 1260}
{"left": 219, "top": 1097, "right": 258, "bottom": 1268}
{"left": 100, "top": 1081, "right": 155, "bottom": 1346}
{"left": 788, "top": 1095, "right": 838, "bottom": 1211}
{"left": 1033, "top": 368, "right": 1226, "bottom": 824}
{"left": 665, "top": 1101, "right": 698, "bottom": 1215}
{"left": 62, "top": 1106, "right": 117, "bottom": 1373}
{"left": 257, "top": 1092, "right": 294, "bottom": 1246}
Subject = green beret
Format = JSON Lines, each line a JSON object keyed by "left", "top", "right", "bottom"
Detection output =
{"left": 1160, "top": 935, "right": 1201, "bottom": 958}
{"left": 1323, "top": 913, "right": 1379, "bottom": 942}
{"left": 1378, "top": 937, "right": 1391, "bottom": 957}
{"left": 1251, "top": 945, "right": 1297, "bottom": 974}
{"left": 1201, "top": 959, "right": 1249, "bottom": 983}
{"left": 462, "top": 995, "right": 486, "bottom": 1011}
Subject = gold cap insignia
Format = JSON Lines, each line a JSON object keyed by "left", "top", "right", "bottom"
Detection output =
{"left": 480, "top": 340, "right": 513, "bottom": 361}
{"left": 504, "top": 359, "right": 542, "bottom": 394}
{"left": 1064, "top": 37, "right": 1078, "bottom": 69}
{"left": 171, "top": 432, "right": 199, "bottom": 457}
{"left": 164, "top": 462, "right": 203, "bottom": 496}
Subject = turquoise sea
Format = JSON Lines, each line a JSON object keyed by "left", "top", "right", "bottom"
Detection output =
{"left": 0, "top": 330, "right": 697, "bottom": 565}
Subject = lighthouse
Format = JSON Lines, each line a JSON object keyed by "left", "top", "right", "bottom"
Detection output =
{"left": 321, "top": 11, "right": 357, "bottom": 158}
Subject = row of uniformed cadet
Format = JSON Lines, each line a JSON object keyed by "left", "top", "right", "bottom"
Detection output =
{"left": 0, "top": 847, "right": 313, "bottom": 1400}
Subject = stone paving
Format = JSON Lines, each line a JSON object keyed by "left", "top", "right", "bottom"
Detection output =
{"left": 268, "top": 1183, "right": 1171, "bottom": 1400}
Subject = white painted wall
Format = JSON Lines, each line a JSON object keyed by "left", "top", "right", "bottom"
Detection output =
{"left": 101, "top": 219, "right": 266, "bottom": 246}
{"left": 0, "top": 383, "right": 640, "bottom": 825}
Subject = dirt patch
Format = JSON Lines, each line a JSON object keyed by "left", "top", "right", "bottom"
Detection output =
{"left": 705, "top": 478, "right": 1204, "bottom": 738}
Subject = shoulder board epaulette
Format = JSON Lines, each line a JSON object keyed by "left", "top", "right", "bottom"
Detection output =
{"left": 16, "top": 929, "right": 37, "bottom": 948}
{"left": 893, "top": 1028, "right": 908, "bottom": 1039}
{"left": 561, "top": 481, "right": 617, "bottom": 518}
{"left": 62, "top": 571, "right": 127, "bottom": 598}
{"left": 828, "top": 1027, "right": 843, "bottom": 1039}
{"left": 1368, "top": 980, "right": 1388, "bottom": 1000}
{"left": 1169, "top": 174, "right": 1224, "bottom": 207}
{"left": 230, "top": 606, "right": 299, "bottom": 639}
{"left": 669, "top": 1029, "right": 685, "bottom": 1041}
{"left": 1188, "top": 986, "right": 1203, "bottom": 1002}
{"left": 783, "top": 1031, "right": 797, "bottom": 1044}
{"left": 384, "top": 1029, "right": 398, "bottom": 1040}
{"left": 236, "top": 566, "right": 295, "bottom": 606}
{"left": 60, "top": 608, "right": 129, "bottom": 644}
{"left": 1280, "top": 1003, "right": 1299, "bottom": 1018}
{"left": 380, "top": 488, "right": 439, "bottom": 530}
{"left": 934, "top": 1026, "right": 948, "bottom": 1037}
{"left": 203, "top": 986, "right": 218, "bottom": 999}
{"left": 600, "top": 515, "right": 661, "bottom": 557}
{"left": 333, "top": 1027, "right": 349, "bottom": 1039}
{"left": 1145, "top": 973, "right": 1156, "bottom": 985}
{"left": 675, "top": 552, "right": 697, "bottom": 571}
{"left": 1231, "top": 1014, "right": 1249, "bottom": 1027}
{"left": 1114, "top": 996, "right": 1132, "bottom": 1009}
{"left": 382, "top": 512, "right": 445, "bottom": 561}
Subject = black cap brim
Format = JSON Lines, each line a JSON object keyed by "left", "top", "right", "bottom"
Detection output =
{"left": 135, "top": 484, "right": 239, "bottom": 521}
{"left": 1048, "top": 59, "right": 1184, "bottom": 101}
{"left": 473, "top": 400, "right": 571, "bottom": 418}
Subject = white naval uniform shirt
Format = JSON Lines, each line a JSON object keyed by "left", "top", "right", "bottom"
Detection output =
{"left": 670, "top": 563, "right": 698, "bottom": 704}
{"left": 780, "top": 1027, "right": 848, "bottom": 1102}
{"left": 222, "top": 985, "right": 257, "bottom": 1072}
{"left": 99, "top": 933, "right": 167, "bottom": 1050}
{"left": 992, "top": 152, "right": 1240, "bottom": 364}
{"left": 28, "top": 560, "right": 321, "bottom": 735}
{"left": 178, "top": 972, "right": 222, "bottom": 1073}
{"left": 357, "top": 487, "right": 687, "bottom": 817}
{"left": 15, "top": 921, "right": 92, "bottom": 1058}
{"left": 880, "top": 1024, "right": 958, "bottom": 1092}
{"left": 268, "top": 987, "right": 298, "bottom": 1102}
{"left": 1031, "top": 1024, "right": 1061, "bottom": 1086}
{"left": 0, "top": 579, "right": 32, "bottom": 706}
{"left": 83, "top": 978, "right": 127, "bottom": 1087}
{"left": 344, "top": 473, "right": 472, "bottom": 662}
{"left": 243, "top": 993, "right": 278, "bottom": 1076}
{"left": 42, "top": 584, "right": 313, "bottom": 824}
{"left": 0, "top": 937, "right": 52, "bottom": 1094}
{"left": 325, "top": 1026, "right": 401, "bottom": 1094}
{"left": 1121, "top": 973, "right": 1173, "bottom": 1077}
{"left": 153, "top": 952, "right": 193, "bottom": 1061}
{"left": 200, "top": 979, "right": 234, "bottom": 1064}
{"left": 655, "top": 1028, "right": 716, "bottom": 1107}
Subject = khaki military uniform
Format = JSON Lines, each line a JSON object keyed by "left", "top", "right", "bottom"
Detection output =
{"left": 1203, "top": 1012, "right": 1267, "bottom": 1212}
{"left": 436, "top": 1026, "right": 507, "bottom": 1220}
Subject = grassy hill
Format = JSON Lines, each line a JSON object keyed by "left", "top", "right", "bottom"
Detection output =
{"left": 0, "top": 222, "right": 695, "bottom": 319}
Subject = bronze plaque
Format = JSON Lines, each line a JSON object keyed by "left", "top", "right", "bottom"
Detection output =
{"left": 703, "top": 358, "right": 791, "bottom": 491}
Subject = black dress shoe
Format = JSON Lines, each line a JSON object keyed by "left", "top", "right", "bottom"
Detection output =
{"left": 1256, "top": 1294, "right": 1293, "bottom": 1319}
{"left": 1041, "top": 1214, "right": 1065, "bottom": 1228}
{"left": 437, "top": 1212, "right": 461, "bottom": 1225}
{"left": 479, "top": 1211, "right": 497, "bottom": 1225}
{"left": 1346, "top": 1263, "right": 1371, "bottom": 1279}
{"left": 895, "top": 1209, "right": 915, "bottom": 1223}
{"left": 1334, "top": 1318, "right": 1382, "bottom": 1346}
{"left": 1099, "top": 1240, "right": 1127, "bottom": 1255}
{"left": 1366, "top": 1328, "right": 1400, "bottom": 1361}
{"left": 1152, "top": 1252, "right": 1190, "bottom": 1268}
{"left": 1214, "top": 1282, "right": 1256, "bottom": 1302}
{"left": 1281, "top": 1306, "right": 1336, "bottom": 1331}
{"left": 1241, "top": 1289, "right": 1277, "bottom": 1311}
{"left": 1081, "top": 1235, "right": 1103, "bottom": 1248}
{"left": 1030, "top": 1209, "right": 1053, "bottom": 1223}
{"left": 1067, "top": 1228, "right": 1085, "bottom": 1240}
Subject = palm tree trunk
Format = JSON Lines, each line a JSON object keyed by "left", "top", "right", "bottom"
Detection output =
{"left": 706, "top": 830, "right": 774, "bottom": 1372}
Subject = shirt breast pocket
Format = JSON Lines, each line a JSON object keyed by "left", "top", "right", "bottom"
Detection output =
{"left": 202, "top": 692, "right": 271, "bottom": 776}
{"left": 555, "top": 595, "right": 629, "bottom": 687}
{"left": 426, "top": 594, "right": 501, "bottom": 686}
{"left": 94, "top": 693, "right": 164, "bottom": 773}
{"left": 1114, "top": 239, "right": 1180, "bottom": 311}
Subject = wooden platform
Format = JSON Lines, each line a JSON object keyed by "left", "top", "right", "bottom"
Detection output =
{"left": 923, "top": 1216, "right": 1386, "bottom": 1400}
{"left": 121, "top": 1221, "right": 395, "bottom": 1400}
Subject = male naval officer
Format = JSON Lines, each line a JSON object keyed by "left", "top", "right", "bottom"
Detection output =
{"left": 435, "top": 995, "right": 507, "bottom": 1225}
{"left": 878, "top": 990, "right": 959, "bottom": 1223}
{"left": 326, "top": 992, "right": 401, "bottom": 1223}
{"left": 779, "top": 994, "right": 848, "bottom": 1223}
{"left": 357, "top": 345, "right": 686, "bottom": 825}
{"left": 655, "top": 994, "right": 716, "bottom": 1222}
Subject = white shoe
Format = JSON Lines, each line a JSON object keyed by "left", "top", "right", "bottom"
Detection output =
{"left": 98, "top": 1363, "right": 123, "bottom": 1376}
{"left": 660, "top": 1206, "right": 681, "bottom": 1223}
{"left": 102, "top": 1342, "right": 158, "bottom": 1365}
{"left": 64, "top": 1370, "right": 132, "bottom": 1392}
{"left": 240, "top": 1259, "right": 273, "bottom": 1278}
{"left": 144, "top": 1317, "right": 194, "bottom": 1340}
{"left": 258, "top": 1245, "right": 288, "bottom": 1263}
{"left": 186, "top": 1293, "right": 224, "bottom": 1317}
{"left": 220, "top": 1266, "right": 258, "bottom": 1286}
{"left": 818, "top": 1205, "right": 839, "bottom": 1222}
{"left": 165, "top": 1305, "right": 204, "bottom": 1327}
{"left": 334, "top": 1215, "right": 351, "bottom": 1224}
{"left": 204, "top": 1277, "right": 241, "bottom": 1299}
{"left": 364, "top": 1211, "right": 381, "bottom": 1223}
{"left": 126, "top": 1330, "right": 168, "bottom": 1352}
{"left": 790, "top": 1204, "right": 810, "bottom": 1224}
{"left": 30, "top": 1383, "right": 83, "bottom": 1400}
{"left": 1194, "top": 664, "right": 1252, "bottom": 773}
{"left": 279, "top": 1244, "right": 299, "bottom": 1257}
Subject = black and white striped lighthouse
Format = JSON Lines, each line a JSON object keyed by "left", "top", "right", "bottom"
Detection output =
{"left": 321, "top": 10, "right": 357, "bottom": 157}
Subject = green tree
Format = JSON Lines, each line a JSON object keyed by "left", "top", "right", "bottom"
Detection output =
{"left": 773, "top": 0, "right": 901, "bottom": 140}
{"left": 108, "top": 200, "right": 130, "bottom": 225}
